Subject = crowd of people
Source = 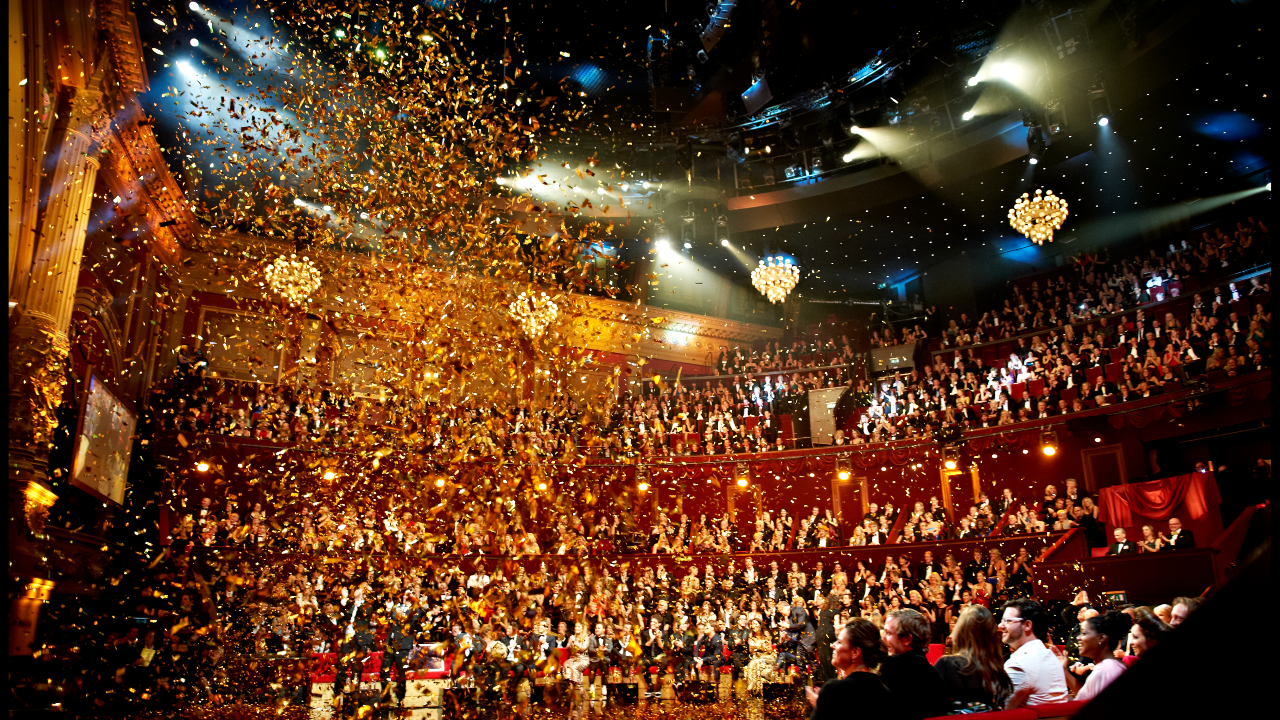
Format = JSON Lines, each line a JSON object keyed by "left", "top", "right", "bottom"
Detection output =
{"left": 65, "top": 529, "right": 1208, "bottom": 718}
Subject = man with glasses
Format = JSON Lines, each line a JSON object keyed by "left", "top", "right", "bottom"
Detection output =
{"left": 999, "top": 599, "right": 1068, "bottom": 707}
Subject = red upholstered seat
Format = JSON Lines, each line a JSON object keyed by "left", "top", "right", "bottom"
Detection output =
{"left": 1109, "top": 346, "right": 1125, "bottom": 364}
{"left": 1105, "top": 362, "right": 1123, "bottom": 382}
{"left": 1010, "top": 383, "right": 1027, "bottom": 401}
{"left": 1028, "top": 379, "right": 1045, "bottom": 398}
{"left": 926, "top": 644, "right": 946, "bottom": 665}
{"left": 1085, "top": 366, "right": 1103, "bottom": 386}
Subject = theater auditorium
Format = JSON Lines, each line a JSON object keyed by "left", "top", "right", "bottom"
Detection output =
{"left": 7, "top": 0, "right": 1271, "bottom": 718}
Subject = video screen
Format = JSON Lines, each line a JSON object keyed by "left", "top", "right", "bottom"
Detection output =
{"left": 72, "top": 375, "right": 136, "bottom": 505}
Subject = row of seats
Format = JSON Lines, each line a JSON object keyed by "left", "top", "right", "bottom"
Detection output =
{"left": 308, "top": 651, "right": 452, "bottom": 684}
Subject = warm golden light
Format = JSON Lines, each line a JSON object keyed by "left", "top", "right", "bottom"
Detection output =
{"left": 736, "top": 477, "right": 749, "bottom": 488}
{"left": 196, "top": 462, "right": 210, "bottom": 472}
{"left": 435, "top": 478, "right": 446, "bottom": 487}
{"left": 637, "top": 482, "right": 649, "bottom": 492}
{"left": 263, "top": 254, "right": 323, "bottom": 304}
{"left": 1042, "top": 445, "right": 1057, "bottom": 456}
{"left": 751, "top": 255, "right": 800, "bottom": 303}
{"left": 1008, "top": 189, "right": 1069, "bottom": 245}
{"left": 837, "top": 469, "right": 851, "bottom": 481}
{"left": 537, "top": 482, "right": 548, "bottom": 491}
{"left": 944, "top": 459, "right": 957, "bottom": 470}
{"left": 323, "top": 470, "right": 336, "bottom": 481}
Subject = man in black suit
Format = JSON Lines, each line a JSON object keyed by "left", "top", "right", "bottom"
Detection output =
{"left": 1160, "top": 517, "right": 1196, "bottom": 550}
{"left": 813, "top": 595, "right": 838, "bottom": 683}
{"left": 692, "top": 621, "right": 724, "bottom": 683}
{"left": 587, "top": 622, "right": 614, "bottom": 677}
{"left": 1106, "top": 527, "right": 1137, "bottom": 555}
{"left": 775, "top": 598, "right": 816, "bottom": 671}
{"left": 880, "top": 610, "right": 948, "bottom": 719}
{"left": 914, "top": 550, "right": 944, "bottom": 585}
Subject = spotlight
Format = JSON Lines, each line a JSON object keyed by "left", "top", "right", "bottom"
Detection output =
{"left": 537, "top": 482, "right": 547, "bottom": 491}
{"left": 293, "top": 198, "right": 306, "bottom": 206}
{"left": 836, "top": 456, "right": 852, "bottom": 481}
{"left": 944, "top": 459, "right": 957, "bottom": 470}
{"left": 1097, "top": 116, "right": 1109, "bottom": 127}
{"left": 736, "top": 477, "right": 749, "bottom": 488}
{"left": 848, "top": 125, "right": 861, "bottom": 135}
{"left": 435, "top": 478, "right": 445, "bottom": 487}
{"left": 842, "top": 150, "right": 857, "bottom": 163}
{"left": 637, "top": 482, "right": 649, "bottom": 492}
{"left": 323, "top": 470, "right": 336, "bottom": 481}
{"left": 1022, "top": 449, "right": 1029, "bottom": 455}
{"left": 176, "top": 61, "right": 196, "bottom": 77}
{"left": 720, "top": 238, "right": 730, "bottom": 247}
{"left": 1041, "top": 429, "right": 1059, "bottom": 456}
{"left": 967, "top": 76, "right": 979, "bottom": 87}
{"left": 1029, "top": 157, "right": 1039, "bottom": 165}
{"left": 189, "top": 1, "right": 200, "bottom": 9}
{"left": 322, "top": 205, "right": 332, "bottom": 212}
{"left": 991, "top": 454, "right": 998, "bottom": 459}
{"left": 1095, "top": 437, "right": 1102, "bottom": 443}
{"left": 619, "top": 182, "right": 630, "bottom": 191}
{"left": 195, "top": 461, "right": 210, "bottom": 472}
{"left": 642, "top": 180, "right": 651, "bottom": 190}
{"left": 190, "top": 38, "right": 199, "bottom": 47}
{"left": 656, "top": 238, "right": 670, "bottom": 251}
{"left": 962, "top": 111, "right": 974, "bottom": 121}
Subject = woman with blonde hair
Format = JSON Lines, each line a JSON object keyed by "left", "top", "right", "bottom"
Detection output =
{"left": 933, "top": 605, "right": 1012, "bottom": 710}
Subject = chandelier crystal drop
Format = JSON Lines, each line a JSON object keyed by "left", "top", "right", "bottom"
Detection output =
{"left": 508, "top": 291, "right": 559, "bottom": 338}
{"left": 751, "top": 255, "right": 800, "bottom": 304}
{"left": 263, "top": 254, "right": 323, "bottom": 304}
{"left": 1008, "top": 188, "right": 1069, "bottom": 245}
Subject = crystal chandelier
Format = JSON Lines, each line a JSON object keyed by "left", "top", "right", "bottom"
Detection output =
{"left": 751, "top": 255, "right": 800, "bottom": 304}
{"left": 263, "top": 254, "right": 323, "bottom": 304}
{"left": 508, "top": 291, "right": 559, "bottom": 338}
{"left": 1008, "top": 189, "right": 1069, "bottom": 245}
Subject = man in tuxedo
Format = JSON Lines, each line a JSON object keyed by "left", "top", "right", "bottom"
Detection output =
{"left": 739, "top": 557, "right": 759, "bottom": 587}
{"left": 1106, "top": 527, "right": 1137, "bottom": 555}
{"left": 1160, "top": 517, "right": 1196, "bottom": 550}
{"left": 914, "top": 550, "right": 944, "bottom": 585}
{"left": 692, "top": 622, "right": 723, "bottom": 683}
{"left": 775, "top": 598, "right": 816, "bottom": 671}
{"left": 588, "top": 622, "right": 614, "bottom": 677}
{"left": 865, "top": 519, "right": 888, "bottom": 545}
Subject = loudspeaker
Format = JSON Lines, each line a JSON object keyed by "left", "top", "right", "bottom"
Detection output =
{"left": 763, "top": 682, "right": 795, "bottom": 700}
{"left": 607, "top": 682, "right": 638, "bottom": 703}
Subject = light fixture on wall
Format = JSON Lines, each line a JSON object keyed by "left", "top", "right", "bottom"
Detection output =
{"left": 637, "top": 467, "right": 650, "bottom": 493}
{"left": 264, "top": 254, "right": 323, "bottom": 304}
{"left": 836, "top": 455, "right": 852, "bottom": 481}
{"left": 1041, "top": 429, "right": 1059, "bottom": 456}
{"left": 735, "top": 462, "right": 750, "bottom": 488}
{"left": 943, "top": 446, "right": 960, "bottom": 471}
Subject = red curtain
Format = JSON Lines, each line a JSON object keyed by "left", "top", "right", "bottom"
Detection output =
{"left": 1097, "top": 472, "right": 1222, "bottom": 527}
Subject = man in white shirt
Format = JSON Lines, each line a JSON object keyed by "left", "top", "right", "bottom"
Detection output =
{"left": 1000, "top": 599, "right": 1069, "bottom": 707}
{"left": 467, "top": 566, "right": 491, "bottom": 591}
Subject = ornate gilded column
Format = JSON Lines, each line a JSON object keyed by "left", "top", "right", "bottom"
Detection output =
{"left": 9, "top": 84, "right": 105, "bottom": 645}
{"left": 9, "top": 83, "right": 104, "bottom": 485}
